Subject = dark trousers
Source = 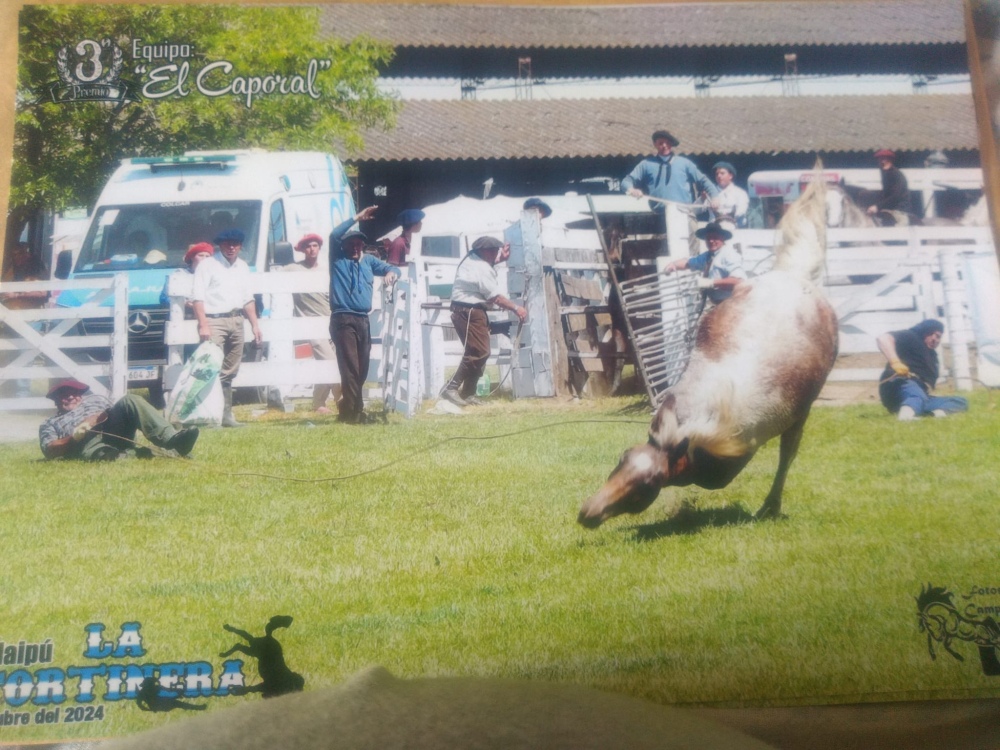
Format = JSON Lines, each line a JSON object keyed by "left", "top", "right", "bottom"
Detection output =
{"left": 448, "top": 306, "right": 491, "bottom": 398}
{"left": 330, "top": 313, "right": 371, "bottom": 422}
{"left": 82, "top": 394, "right": 177, "bottom": 458}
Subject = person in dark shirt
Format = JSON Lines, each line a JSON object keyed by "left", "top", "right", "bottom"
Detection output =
{"left": 866, "top": 149, "right": 911, "bottom": 223}
{"left": 386, "top": 209, "right": 425, "bottom": 267}
{"left": 876, "top": 319, "right": 968, "bottom": 420}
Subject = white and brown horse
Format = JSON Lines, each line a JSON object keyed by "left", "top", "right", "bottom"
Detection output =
{"left": 579, "top": 173, "right": 839, "bottom": 527}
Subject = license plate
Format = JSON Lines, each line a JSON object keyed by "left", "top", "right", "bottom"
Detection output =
{"left": 127, "top": 366, "right": 159, "bottom": 382}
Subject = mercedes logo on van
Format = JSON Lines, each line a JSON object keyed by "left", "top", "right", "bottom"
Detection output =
{"left": 128, "top": 311, "right": 151, "bottom": 333}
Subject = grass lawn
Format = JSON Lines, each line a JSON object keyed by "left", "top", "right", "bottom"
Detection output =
{"left": 1, "top": 391, "right": 999, "bottom": 741}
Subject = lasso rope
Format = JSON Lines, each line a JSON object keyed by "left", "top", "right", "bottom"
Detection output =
{"left": 84, "top": 417, "right": 651, "bottom": 484}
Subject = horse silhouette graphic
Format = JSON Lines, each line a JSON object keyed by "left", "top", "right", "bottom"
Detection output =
{"left": 916, "top": 584, "right": 1000, "bottom": 676}
{"left": 220, "top": 615, "right": 305, "bottom": 698}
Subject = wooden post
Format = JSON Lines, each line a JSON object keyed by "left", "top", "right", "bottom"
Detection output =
{"left": 939, "top": 248, "right": 973, "bottom": 391}
{"left": 110, "top": 273, "right": 129, "bottom": 401}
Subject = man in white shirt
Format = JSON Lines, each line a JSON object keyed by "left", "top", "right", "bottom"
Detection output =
{"left": 708, "top": 161, "right": 749, "bottom": 228}
{"left": 441, "top": 237, "right": 527, "bottom": 407}
{"left": 191, "top": 228, "right": 263, "bottom": 427}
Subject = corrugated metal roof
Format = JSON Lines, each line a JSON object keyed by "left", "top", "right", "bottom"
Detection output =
{"left": 351, "top": 94, "right": 979, "bottom": 162}
{"left": 320, "top": 1, "right": 965, "bottom": 50}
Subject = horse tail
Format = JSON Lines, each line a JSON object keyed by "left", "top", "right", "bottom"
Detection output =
{"left": 773, "top": 161, "right": 828, "bottom": 284}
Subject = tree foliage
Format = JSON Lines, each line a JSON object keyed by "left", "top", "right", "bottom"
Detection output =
{"left": 12, "top": 5, "right": 397, "bottom": 240}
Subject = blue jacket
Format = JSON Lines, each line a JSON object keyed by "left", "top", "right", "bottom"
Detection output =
{"left": 622, "top": 154, "right": 718, "bottom": 212}
{"left": 328, "top": 218, "right": 395, "bottom": 315}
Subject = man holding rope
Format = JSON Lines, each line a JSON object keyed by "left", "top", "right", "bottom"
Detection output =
{"left": 876, "top": 319, "right": 968, "bottom": 421}
{"left": 622, "top": 130, "right": 718, "bottom": 215}
{"left": 39, "top": 379, "right": 199, "bottom": 460}
{"left": 440, "top": 237, "right": 527, "bottom": 408}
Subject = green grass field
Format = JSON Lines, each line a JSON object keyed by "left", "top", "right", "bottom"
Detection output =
{"left": 2, "top": 392, "right": 999, "bottom": 741}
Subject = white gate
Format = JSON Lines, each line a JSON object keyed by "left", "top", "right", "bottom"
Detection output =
{"left": 0, "top": 275, "right": 129, "bottom": 411}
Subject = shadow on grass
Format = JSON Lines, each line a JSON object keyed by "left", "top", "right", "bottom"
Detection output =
{"left": 629, "top": 503, "right": 757, "bottom": 541}
{"left": 611, "top": 400, "right": 653, "bottom": 417}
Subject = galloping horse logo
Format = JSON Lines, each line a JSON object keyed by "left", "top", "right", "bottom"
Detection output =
{"left": 916, "top": 584, "right": 1000, "bottom": 676}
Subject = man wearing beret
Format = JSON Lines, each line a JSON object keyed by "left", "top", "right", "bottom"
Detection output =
{"left": 663, "top": 222, "right": 746, "bottom": 306}
{"left": 39, "top": 379, "right": 198, "bottom": 460}
{"left": 708, "top": 161, "right": 749, "bottom": 228}
{"left": 191, "top": 228, "right": 263, "bottom": 427}
{"left": 440, "top": 237, "right": 528, "bottom": 407}
{"left": 283, "top": 234, "right": 339, "bottom": 413}
{"left": 866, "top": 149, "right": 911, "bottom": 224}
{"left": 622, "top": 130, "right": 718, "bottom": 213}
{"left": 386, "top": 209, "right": 425, "bottom": 267}
{"left": 329, "top": 206, "right": 397, "bottom": 424}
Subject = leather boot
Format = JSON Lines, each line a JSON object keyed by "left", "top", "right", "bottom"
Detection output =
{"left": 222, "top": 385, "right": 243, "bottom": 428}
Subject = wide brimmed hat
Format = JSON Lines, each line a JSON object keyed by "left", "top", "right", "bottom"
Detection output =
{"left": 46, "top": 379, "right": 89, "bottom": 400}
{"left": 523, "top": 197, "right": 552, "bottom": 218}
{"left": 214, "top": 228, "right": 245, "bottom": 244}
{"left": 296, "top": 234, "right": 324, "bottom": 252}
{"left": 397, "top": 209, "right": 426, "bottom": 228}
{"left": 694, "top": 222, "right": 733, "bottom": 241}
{"left": 874, "top": 149, "right": 897, "bottom": 161}
{"left": 184, "top": 242, "right": 215, "bottom": 265}
{"left": 651, "top": 129, "right": 680, "bottom": 147}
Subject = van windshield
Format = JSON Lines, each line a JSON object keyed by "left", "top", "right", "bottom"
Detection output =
{"left": 75, "top": 201, "right": 262, "bottom": 272}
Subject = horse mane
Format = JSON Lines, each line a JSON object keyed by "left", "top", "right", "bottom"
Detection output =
{"left": 772, "top": 162, "right": 828, "bottom": 283}
{"left": 829, "top": 183, "right": 872, "bottom": 228}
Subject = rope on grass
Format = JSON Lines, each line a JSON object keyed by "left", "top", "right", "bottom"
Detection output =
{"left": 222, "top": 418, "right": 650, "bottom": 484}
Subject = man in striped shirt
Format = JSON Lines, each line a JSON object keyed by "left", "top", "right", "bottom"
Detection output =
{"left": 39, "top": 379, "right": 198, "bottom": 461}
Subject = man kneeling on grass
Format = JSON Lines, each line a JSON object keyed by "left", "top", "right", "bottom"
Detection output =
{"left": 39, "top": 379, "right": 199, "bottom": 461}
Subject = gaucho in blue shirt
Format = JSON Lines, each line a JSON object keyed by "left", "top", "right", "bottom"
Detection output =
{"left": 622, "top": 129, "right": 718, "bottom": 213}
{"left": 327, "top": 206, "right": 397, "bottom": 423}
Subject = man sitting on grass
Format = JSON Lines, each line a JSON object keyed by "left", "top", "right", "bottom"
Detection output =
{"left": 39, "top": 379, "right": 199, "bottom": 460}
{"left": 876, "top": 319, "right": 968, "bottom": 421}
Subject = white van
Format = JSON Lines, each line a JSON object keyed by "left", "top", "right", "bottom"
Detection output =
{"left": 746, "top": 167, "right": 984, "bottom": 228}
{"left": 56, "top": 149, "right": 355, "bottom": 398}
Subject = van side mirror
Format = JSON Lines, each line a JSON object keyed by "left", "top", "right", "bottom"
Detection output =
{"left": 271, "top": 241, "right": 294, "bottom": 267}
{"left": 54, "top": 250, "right": 73, "bottom": 279}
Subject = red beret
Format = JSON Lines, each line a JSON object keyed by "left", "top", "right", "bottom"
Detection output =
{"left": 296, "top": 234, "right": 324, "bottom": 252}
{"left": 184, "top": 242, "right": 214, "bottom": 265}
{"left": 46, "top": 379, "right": 89, "bottom": 400}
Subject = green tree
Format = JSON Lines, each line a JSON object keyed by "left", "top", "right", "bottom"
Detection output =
{"left": 10, "top": 5, "right": 397, "bottom": 251}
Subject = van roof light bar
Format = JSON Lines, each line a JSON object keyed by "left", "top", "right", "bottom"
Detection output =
{"left": 131, "top": 155, "right": 236, "bottom": 172}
